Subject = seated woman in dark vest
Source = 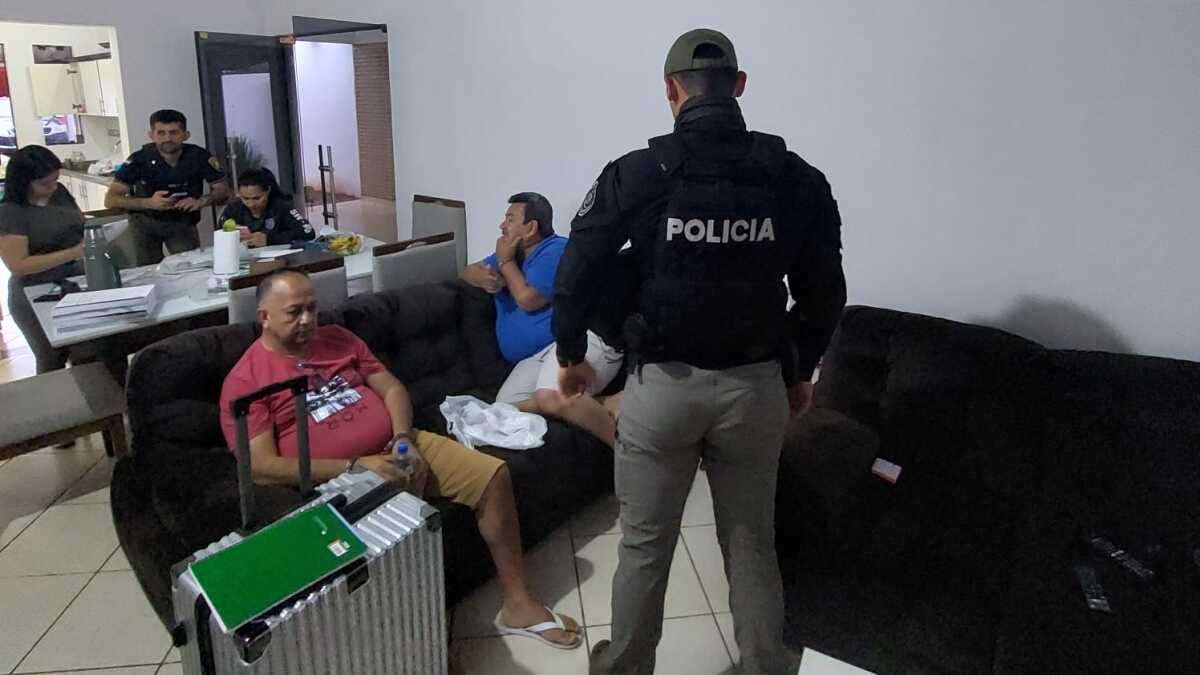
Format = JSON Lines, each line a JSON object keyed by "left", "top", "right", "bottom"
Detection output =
{"left": 218, "top": 167, "right": 315, "bottom": 248}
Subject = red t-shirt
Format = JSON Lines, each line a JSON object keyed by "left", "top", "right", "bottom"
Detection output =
{"left": 219, "top": 325, "right": 393, "bottom": 460}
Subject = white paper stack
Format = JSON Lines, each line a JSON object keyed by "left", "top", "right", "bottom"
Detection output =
{"left": 52, "top": 284, "right": 159, "bottom": 332}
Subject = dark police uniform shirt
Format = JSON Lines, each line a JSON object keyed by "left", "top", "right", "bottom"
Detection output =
{"left": 552, "top": 96, "right": 847, "bottom": 383}
{"left": 113, "top": 143, "right": 224, "bottom": 225}
{"left": 0, "top": 184, "right": 85, "bottom": 287}
{"left": 218, "top": 196, "right": 315, "bottom": 246}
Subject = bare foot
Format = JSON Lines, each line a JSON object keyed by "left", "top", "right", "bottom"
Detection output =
{"left": 500, "top": 603, "right": 581, "bottom": 647}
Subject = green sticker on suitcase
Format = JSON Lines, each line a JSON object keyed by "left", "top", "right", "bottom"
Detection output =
{"left": 190, "top": 503, "right": 368, "bottom": 632}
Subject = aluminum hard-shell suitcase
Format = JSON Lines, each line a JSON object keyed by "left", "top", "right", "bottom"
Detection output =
{"left": 170, "top": 375, "right": 447, "bottom": 674}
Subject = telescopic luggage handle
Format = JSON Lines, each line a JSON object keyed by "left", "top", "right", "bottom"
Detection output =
{"left": 230, "top": 375, "right": 312, "bottom": 532}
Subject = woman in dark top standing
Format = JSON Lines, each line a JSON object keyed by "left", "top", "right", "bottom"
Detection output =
{"left": 218, "top": 167, "right": 314, "bottom": 247}
{"left": 0, "top": 146, "right": 86, "bottom": 374}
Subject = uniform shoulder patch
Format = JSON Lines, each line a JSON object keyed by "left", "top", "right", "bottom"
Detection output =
{"left": 208, "top": 156, "right": 222, "bottom": 171}
{"left": 577, "top": 180, "right": 598, "bottom": 217}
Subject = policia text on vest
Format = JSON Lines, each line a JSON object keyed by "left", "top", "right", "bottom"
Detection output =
{"left": 665, "top": 217, "right": 775, "bottom": 243}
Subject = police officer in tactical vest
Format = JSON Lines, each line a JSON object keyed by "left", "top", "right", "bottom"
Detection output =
{"left": 554, "top": 29, "right": 847, "bottom": 675}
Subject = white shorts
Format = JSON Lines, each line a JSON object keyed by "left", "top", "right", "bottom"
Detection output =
{"left": 495, "top": 331, "right": 625, "bottom": 404}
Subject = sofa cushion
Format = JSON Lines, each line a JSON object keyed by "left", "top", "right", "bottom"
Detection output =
{"left": 993, "top": 516, "right": 1200, "bottom": 674}
{"left": 1035, "top": 350, "right": 1200, "bottom": 544}
{"left": 776, "top": 408, "right": 880, "bottom": 559}
{"left": 815, "top": 306, "right": 1045, "bottom": 505}
{"left": 127, "top": 323, "right": 260, "bottom": 450}
{"left": 341, "top": 283, "right": 512, "bottom": 422}
{"left": 782, "top": 469, "right": 1023, "bottom": 674}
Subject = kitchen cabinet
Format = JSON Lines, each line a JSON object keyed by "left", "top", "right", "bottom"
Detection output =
{"left": 59, "top": 175, "right": 111, "bottom": 213}
{"left": 97, "top": 60, "right": 121, "bottom": 117}
{"left": 87, "top": 181, "right": 110, "bottom": 212}
{"left": 79, "top": 59, "right": 121, "bottom": 117}
{"left": 79, "top": 62, "right": 104, "bottom": 116}
{"left": 60, "top": 176, "right": 81, "bottom": 207}
{"left": 30, "top": 59, "right": 120, "bottom": 118}
{"left": 29, "top": 63, "right": 82, "bottom": 116}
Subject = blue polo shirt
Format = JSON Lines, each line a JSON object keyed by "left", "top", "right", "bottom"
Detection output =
{"left": 483, "top": 234, "right": 568, "bottom": 362}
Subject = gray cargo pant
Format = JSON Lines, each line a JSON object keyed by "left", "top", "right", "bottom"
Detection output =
{"left": 130, "top": 212, "right": 201, "bottom": 266}
{"left": 593, "top": 360, "right": 792, "bottom": 675}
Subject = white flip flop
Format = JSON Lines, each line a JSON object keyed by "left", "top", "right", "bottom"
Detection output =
{"left": 493, "top": 606, "right": 583, "bottom": 650}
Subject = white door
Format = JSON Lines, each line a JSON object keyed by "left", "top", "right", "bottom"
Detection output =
{"left": 29, "top": 64, "right": 82, "bottom": 116}
{"left": 97, "top": 59, "right": 122, "bottom": 117}
{"left": 79, "top": 62, "right": 104, "bottom": 116}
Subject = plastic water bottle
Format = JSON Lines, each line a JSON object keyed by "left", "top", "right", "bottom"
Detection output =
{"left": 392, "top": 441, "right": 416, "bottom": 487}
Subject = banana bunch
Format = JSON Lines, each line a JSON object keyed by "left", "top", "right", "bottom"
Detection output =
{"left": 324, "top": 233, "right": 362, "bottom": 256}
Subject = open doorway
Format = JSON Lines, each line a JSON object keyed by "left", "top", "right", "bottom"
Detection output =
{"left": 292, "top": 20, "right": 396, "bottom": 244}
{"left": 194, "top": 19, "right": 398, "bottom": 247}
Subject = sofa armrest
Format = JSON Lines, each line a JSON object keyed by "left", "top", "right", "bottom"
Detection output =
{"left": 455, "top": 281, "right": 512, "bottom": 391}
{"left": 776, "top": 408, "right": 880, "bottom": 557}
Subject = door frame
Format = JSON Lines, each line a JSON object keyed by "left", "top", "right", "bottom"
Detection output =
{"left": 193, "top": 31, "right": 304, "bottom": 201}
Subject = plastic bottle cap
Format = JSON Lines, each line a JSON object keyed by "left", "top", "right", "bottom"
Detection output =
{"left": 395, "top": 441, "right": 409, "bottom": 456}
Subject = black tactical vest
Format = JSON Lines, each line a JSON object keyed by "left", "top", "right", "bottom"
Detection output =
{"left": 627, "top": 131, "right": 795, "bottom": 370}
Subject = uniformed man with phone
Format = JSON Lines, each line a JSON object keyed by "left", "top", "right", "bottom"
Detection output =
{"left": 105, "top": 109, "right": 230, "bottom": 265}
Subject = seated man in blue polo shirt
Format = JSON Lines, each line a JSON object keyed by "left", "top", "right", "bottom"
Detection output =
{"left": 461, "top": 192, "right": 623, "bottom": 445}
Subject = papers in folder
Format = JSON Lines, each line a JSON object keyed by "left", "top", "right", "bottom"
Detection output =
{"left": 52, "top": 284, "right": 159, "bottom": 332}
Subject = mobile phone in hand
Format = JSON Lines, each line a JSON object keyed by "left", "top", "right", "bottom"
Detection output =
{"left": 169, "top": 192, "right": 189, "bottom": 199}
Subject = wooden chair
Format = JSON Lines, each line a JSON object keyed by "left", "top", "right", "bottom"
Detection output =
{"left": 227, "top": 256, "right": 348, "bottom": 324}
{"left": 412, "top": 195, "right": 466, "bottom": 274}
{"left": 371, "top": 232, "right": 457, "bottom": 294}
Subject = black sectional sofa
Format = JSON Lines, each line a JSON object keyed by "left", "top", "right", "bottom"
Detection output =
{"left": 776, "top": 306, "right": 1200, "bottom": 674}
{"left": 113, "top": 284, "right": 1199, "bottom": 673}
{"left": 111, "top": 281, "right": 614, "bottom": 630}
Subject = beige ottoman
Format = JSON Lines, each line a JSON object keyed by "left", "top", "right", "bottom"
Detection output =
{"left": 0, "top": 362, "right": 128, "bottom": 460}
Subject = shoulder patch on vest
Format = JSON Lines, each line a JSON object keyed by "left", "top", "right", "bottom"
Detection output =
{"left": 208, "top": 156, "right": 221, "bottom": 171}
{"left": 577, "top": 180, "right": 598, "bottom": 217}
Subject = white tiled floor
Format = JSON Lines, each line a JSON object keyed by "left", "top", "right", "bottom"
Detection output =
{"left": 0, "top": 431, "right": 874, "bottom": 674}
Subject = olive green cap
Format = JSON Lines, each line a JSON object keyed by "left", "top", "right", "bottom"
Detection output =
{"left": 664, "top": 28, "right": 738, "bottom": 76}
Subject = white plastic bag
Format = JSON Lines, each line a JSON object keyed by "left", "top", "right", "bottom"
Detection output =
{"left": 439, "top": 395, "right": 547, "bottom": 450}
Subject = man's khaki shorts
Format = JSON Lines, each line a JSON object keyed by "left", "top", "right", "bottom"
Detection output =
{"left": 412, "top": 430, "right": 505, "bottom": 508}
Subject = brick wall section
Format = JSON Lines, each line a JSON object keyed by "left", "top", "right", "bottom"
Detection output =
{"left": 353, "top": 43, "right": 396, "bottom": 200}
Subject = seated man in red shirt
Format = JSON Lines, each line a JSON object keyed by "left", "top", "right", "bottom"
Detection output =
{"left": 218, "top": 269, "right": 580, "bottom": 649}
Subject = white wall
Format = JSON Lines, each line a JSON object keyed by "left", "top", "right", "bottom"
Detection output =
{"left": 0, "top": 22, "right": 124, "bottom": 161}
{"left": 261, "top": 0, "right": 1200, "bottom": 362}
{"left": 294, "top": 41, "right": 361, "bottom": 197}
{"left": 4, "top": 2, "right": 1195, "bottom": 361}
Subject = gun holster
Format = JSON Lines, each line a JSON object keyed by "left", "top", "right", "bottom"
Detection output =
{"left": 622, "top": 314, "right": 663, "bottom": 383}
